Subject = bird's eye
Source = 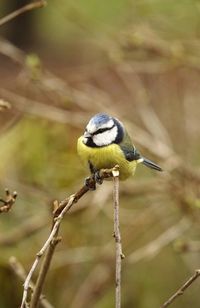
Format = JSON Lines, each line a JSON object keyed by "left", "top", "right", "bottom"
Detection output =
{"left": 93, "top": 124, "right": 115, "bottom": 135}
{"left": 96, "top": 128, "right": 105, "bottom": 134}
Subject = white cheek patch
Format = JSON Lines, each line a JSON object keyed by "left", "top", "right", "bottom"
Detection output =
{"left": 93, "top": 126, "right": 118, "bottom": 146}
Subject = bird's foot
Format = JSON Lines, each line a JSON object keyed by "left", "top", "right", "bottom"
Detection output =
{"left": 94, "top": 170, "right": 103, "bottom": 185}
{"left": 84, "top": 176, "right": 96, "bottom": 191}
{"left": 84, "top": 170, "right": 103, "bottom": 191}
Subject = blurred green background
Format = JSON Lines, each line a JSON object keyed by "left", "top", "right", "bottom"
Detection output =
{"left": 1, "top": 0, "right": 200, "bottom": 307}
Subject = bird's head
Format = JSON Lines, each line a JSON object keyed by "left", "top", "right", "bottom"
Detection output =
{"left": 82, "top": 113, "right": 124, "bottom": 147}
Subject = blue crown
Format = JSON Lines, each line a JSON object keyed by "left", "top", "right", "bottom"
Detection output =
{"left": 90, "top": 113, "right": 111, "bottom": 126}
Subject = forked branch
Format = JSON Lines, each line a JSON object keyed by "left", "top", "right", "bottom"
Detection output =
{"left": 0, "top": 189, "right": 17, "bottom": 214}
{"left": 20, "top": 167, "right": 120, "bottom": 308}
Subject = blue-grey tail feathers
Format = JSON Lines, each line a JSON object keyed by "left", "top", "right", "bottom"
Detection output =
{"left": 141, "top": 157, "right": 163, "bottom": 172}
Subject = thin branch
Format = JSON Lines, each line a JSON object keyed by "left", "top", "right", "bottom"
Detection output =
{"left": 112, "top": 166, "right": 124, "bottom": 308}
{"left": 0, "top": 189, "right": 17, "bottom": 214}
{"left": 161, "top": 269, "right": 200, "bottom": 307}
{"left": 20, "top": 168, "right": 117, "bottom": 308}
{"left": 30, "top": 236, "right": 61, "bottom": 308}
{"left": 0, "top": 0, "right": 47, "bottom": 27}
{"left": 9, "top": 257, "right": 54, "bottom": 308}
{"left": 20, "top": 195, "right": 75, "bottom": 308}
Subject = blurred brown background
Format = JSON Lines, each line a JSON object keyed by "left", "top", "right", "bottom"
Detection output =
{"left": 1, "top": 0, "right": 200, "bottom": 307}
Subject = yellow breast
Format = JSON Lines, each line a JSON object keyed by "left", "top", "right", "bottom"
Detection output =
{"left": 77, "top": 136, "right": 137, "bottom": 180}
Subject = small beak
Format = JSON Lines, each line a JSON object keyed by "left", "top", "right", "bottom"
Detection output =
{"left": 83, "top": 131, "right": 91, "bottom": 138}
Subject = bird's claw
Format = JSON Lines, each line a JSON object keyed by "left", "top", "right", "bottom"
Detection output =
{"left": 84, "top": 170, "right": 103, "bottom": 191}
{"left": 94, "top": 171, "right": 103, "bottom": 185}
{"left": 84, "top": 177, "right": 96, "bottom": 191}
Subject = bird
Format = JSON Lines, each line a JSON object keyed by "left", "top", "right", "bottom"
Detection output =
{"left": 77, "top": 113, "right": 162, "bottom": 184}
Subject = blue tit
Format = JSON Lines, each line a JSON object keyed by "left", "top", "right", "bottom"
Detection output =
{"left": 77, "top": 113, "right": 162, "bottom": 181}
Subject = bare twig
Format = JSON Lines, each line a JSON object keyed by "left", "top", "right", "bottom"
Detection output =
{"left": 112, "top": 166, "right": 124, "bottom": 308}
{"left": 0, "top": 0, "right": 47, "bottom": 27}
{"left": 161, "top": 269, "right": 200, "bottom": 307}
{"left": 20, "top": 195, "right": 75, "bottom": 308}
{"left": 9, "top": 257, "right": 54, "bottom": 308}
{"left": 30, "top": 236, "right": 61, "bottom": 308}
{"left": 0, "top": 189, "right": 17, "bottom": 214}
{"left": 20, "top": 168, "right": 117, "bottom": 308}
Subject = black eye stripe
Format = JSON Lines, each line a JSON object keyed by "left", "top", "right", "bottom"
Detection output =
{"left": 93, "top": 124, "right": 115, "bottom": 135}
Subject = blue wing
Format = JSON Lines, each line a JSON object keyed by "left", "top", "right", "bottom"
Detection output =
{"left": 120, "top": 145, "right": 162, "bottom": 171}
